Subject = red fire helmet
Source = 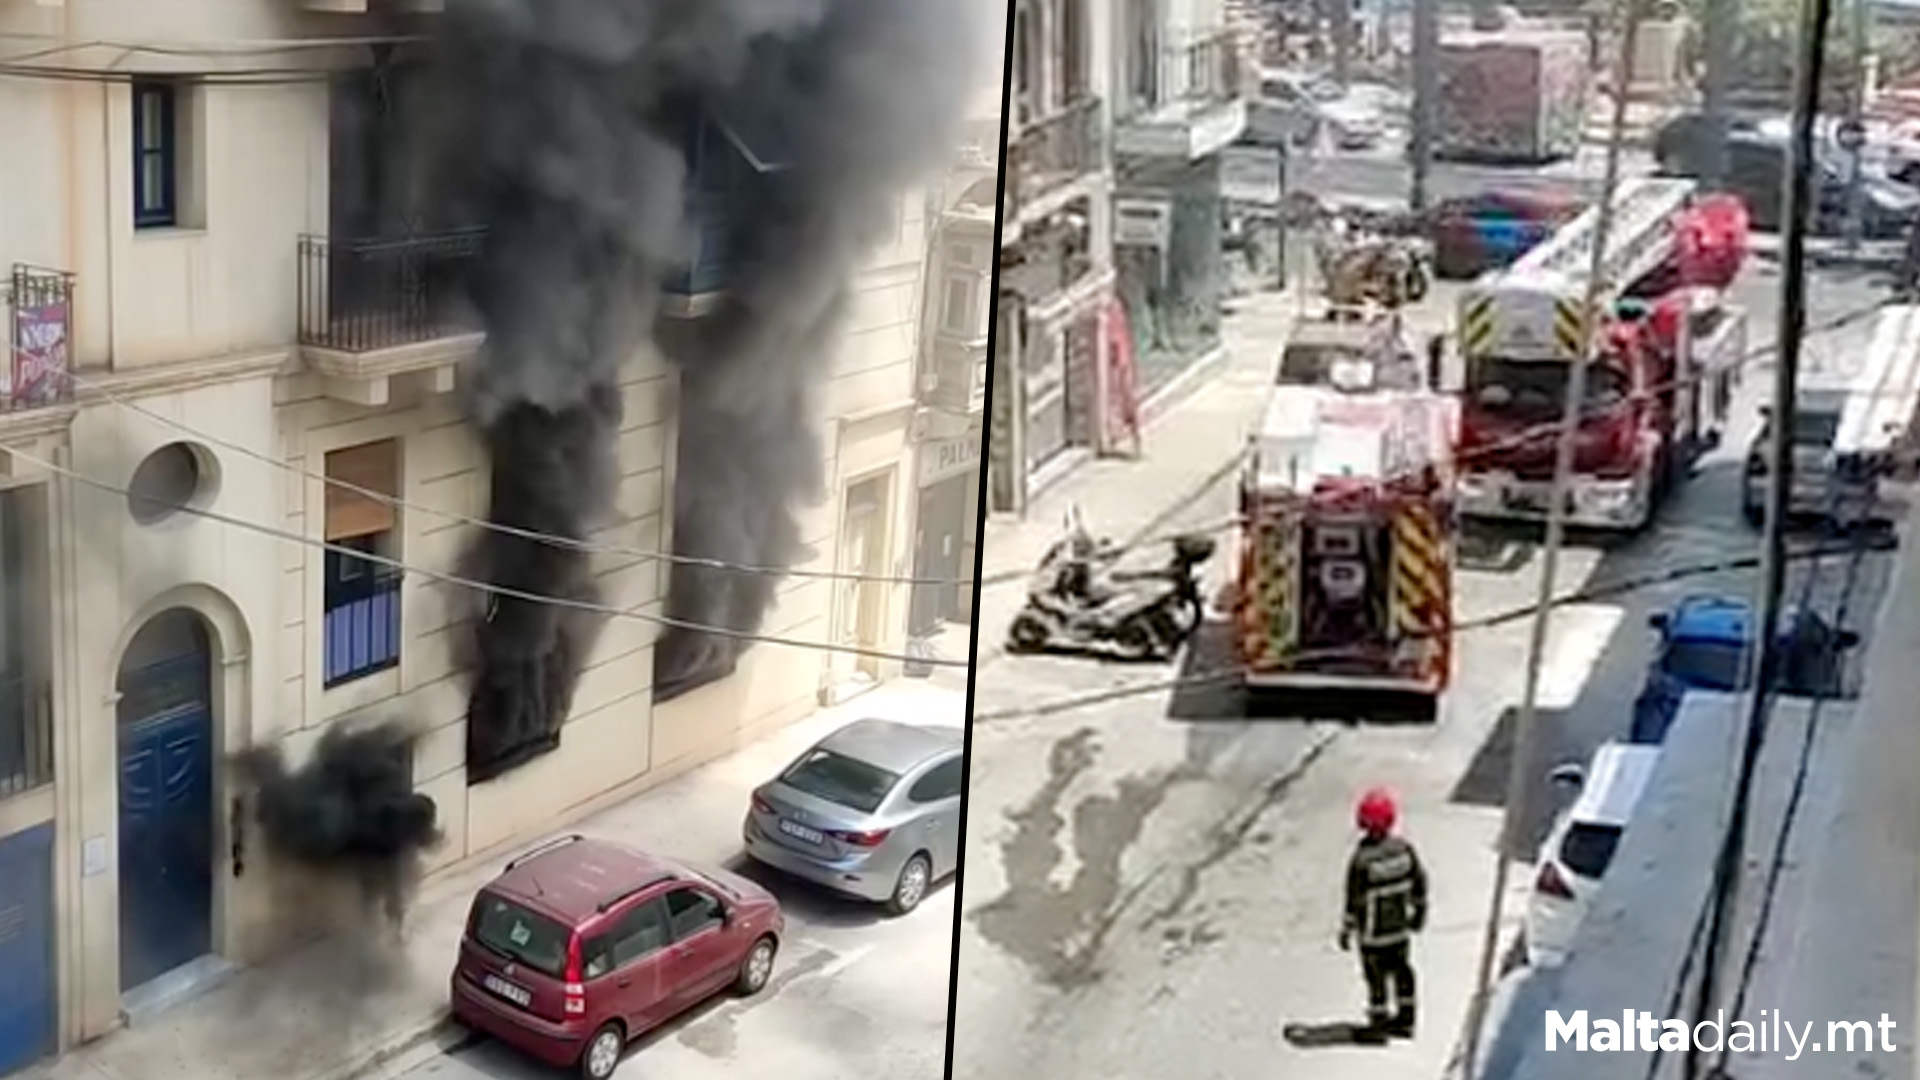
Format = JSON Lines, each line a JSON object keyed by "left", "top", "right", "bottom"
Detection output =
{"left": 1356, "top": 787, "right": 1398, "bottom": 835}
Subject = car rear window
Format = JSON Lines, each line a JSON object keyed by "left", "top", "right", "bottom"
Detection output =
{"left": 1662, "top": 638, "right": 1748, "bottom": 691}
{"left": 781, "top": 749, "right": 901, "bottom": 814}
{"left": 471, "top": 892, "right": 571, "bottom": 977}
{"left": 1559, "top": 822, "right": 1625, "bottom": 880}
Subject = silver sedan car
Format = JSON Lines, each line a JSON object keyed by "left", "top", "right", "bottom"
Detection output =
{"left": 742, "top": 719, "right": 964, "bottom": 915}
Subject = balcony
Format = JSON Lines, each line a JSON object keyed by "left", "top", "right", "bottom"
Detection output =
{"left": 295, "top": 229, "right": 484, "bottom": 405}
{"left": 1007, "top": 96, "right": 1104, "bottom": 226}
{"left": 920, "top": 340, "right": 987, "bottom": 416}
{"left": 4, "top": 266, "right": 73, "bottom": 419}
{"left": 1115, "top": 30, "right": 1249, "bottom": 161}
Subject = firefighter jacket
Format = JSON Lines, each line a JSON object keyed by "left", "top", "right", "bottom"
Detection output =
{"left": 1344, "top": 834, "right": 1428, "bottom": 948}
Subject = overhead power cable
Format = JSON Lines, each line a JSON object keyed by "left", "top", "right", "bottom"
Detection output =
{"left": 6, "top": 443, "right": 969, "bottom": 670}
{"left": 58, "top": 362, "right": 980, "bottom": 589}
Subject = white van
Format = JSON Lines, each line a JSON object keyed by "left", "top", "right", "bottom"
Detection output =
{"left": 1524, "top": 742, "right": 1661, "bottom": 968}
{"left": 1742, "top": 306, "right": 1920, "bottom": 527}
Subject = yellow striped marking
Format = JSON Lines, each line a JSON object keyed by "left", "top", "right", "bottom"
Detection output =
{"left": 1553, "top": 298, "right": 1586, "bottom": 358}
{"left": 1461, "top": 294, "right": 1496, "bottom": 357}
{"left": 1390, "top": 503, "right": 1451, "bottom": 684}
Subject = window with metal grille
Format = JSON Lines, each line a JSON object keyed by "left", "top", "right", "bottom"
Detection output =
{"left": 322, "top": 440, "right": 402, "bottom": 687}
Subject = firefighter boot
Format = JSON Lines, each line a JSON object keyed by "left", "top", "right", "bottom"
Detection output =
{"left": 1385, "top": 1003, "right": 1415, "bottom": 1039}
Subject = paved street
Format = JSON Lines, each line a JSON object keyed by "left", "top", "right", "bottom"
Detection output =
{"left": 952, "top": 215, "right": 1897, "bottom": 1079}
{"left": 376, "top": 674, "right": 968, "bottom": 1080}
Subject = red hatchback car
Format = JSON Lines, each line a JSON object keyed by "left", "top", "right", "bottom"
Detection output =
{"left": 450, "top": 834, "right": 785, "bottom": 1079}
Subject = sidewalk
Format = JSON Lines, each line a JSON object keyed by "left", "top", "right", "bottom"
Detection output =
{"left": 972, "top": 288, "right": 1302, "bottom": 666}
{"left": 21, "top": 674, "right": 966, "bottom": 1080}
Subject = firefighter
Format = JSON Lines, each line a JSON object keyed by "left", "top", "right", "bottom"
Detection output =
{"left": 1339, "top": 787, "right": 1428, "bottom": 1039}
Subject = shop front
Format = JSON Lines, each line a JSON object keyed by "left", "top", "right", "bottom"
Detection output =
{"left": 910, "top": 427, "right": 981, "bottom": 635}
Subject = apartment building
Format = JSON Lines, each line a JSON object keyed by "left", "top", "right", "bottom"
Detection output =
{"left": 906, "top": 104, "right": 998, "bottom": 639}
{"left": 0, "top": 4, "right": 952, "bottom": 1074}
{"left": 991, "top": 0, "right": 1119, "bottom": 514}
{"left": 1111, "top": 0, "right": 1250, "bottom": 396}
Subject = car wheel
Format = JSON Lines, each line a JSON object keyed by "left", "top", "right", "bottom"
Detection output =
{"left": 734, "top": 935, "right": 778, "bottom": 995}
{"left": 887, "top": 853, "right": 933, "bottom": 916}
{"left": 580, "top": 1023, "right": 625, "bottom": 1080}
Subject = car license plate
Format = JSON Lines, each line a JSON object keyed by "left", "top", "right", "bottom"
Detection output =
{"left": 778, "top": 818, "right": 825, "bottom": 844}
{"left": 483, "top": 974, "right": 531, "bottom": 1007}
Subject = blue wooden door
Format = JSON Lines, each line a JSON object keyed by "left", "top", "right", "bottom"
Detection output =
{"left": 117, "top": 646, "right": 214, "bottom": 992}
{"left": 0, "top": 823, "right": 56, "bottom": 1075}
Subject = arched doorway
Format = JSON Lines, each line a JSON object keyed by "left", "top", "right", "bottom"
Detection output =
{"left": 116, "top": 608, "right": 216, "bottom": 993}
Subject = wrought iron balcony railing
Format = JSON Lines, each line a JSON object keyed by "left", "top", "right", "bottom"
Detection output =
{"left": 1139, "top": 30, "right": 1244, "bottom": 114}
{"left": 5, "top": 265, "right": 74, "bottom": 413}
{"left": 1008, "top": 96, "right": 1103, "bottom": 219}
{"left": 296, "top": 229, "right": 485, "bottom": 353}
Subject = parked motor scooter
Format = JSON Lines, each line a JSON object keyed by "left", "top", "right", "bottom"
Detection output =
{"left": 1006, "top": 507, "right": 1217, "bottom": 661}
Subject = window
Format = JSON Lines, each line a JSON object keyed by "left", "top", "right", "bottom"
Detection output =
{"left": 1661, "top": 639, "right": 1748, "bottom": 691}
{"left": 0, "top": 486, "right": 49, "bottom": 798}
{"left": 1558, "top": 823, "right": 1625, "bottom": 880}
{"left": 605, "top": 898, "right": 671, "bottom": 969}
{"left": 941, "top": 275, "right": 978, "bottom": 337}
{"left": 323, "top": 440, "right": 402, "bottom": 687}
{"left": 471, "top": 894, "right": 571, "bottom": 977}
{"left": 779, "top": 749, "right": 901, "bottom": 814}
{"left": 133, "top": 82, "right": 179, "bottom": 229}
{"left": 663, "top": 888, "right": 724, "bottom": 941}
{"left": 907, "top": 756, "right": 964, "bottom": 803}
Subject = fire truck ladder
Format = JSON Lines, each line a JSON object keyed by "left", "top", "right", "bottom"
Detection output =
{"left": 1508, "top": 175, "right": 1697, "bottom": 288}
{"left": 1836, "top": 304, "right": 1920, "bottom": 465}
{"left": 1458, "top": 176, "right": 1697, "bottom": 361}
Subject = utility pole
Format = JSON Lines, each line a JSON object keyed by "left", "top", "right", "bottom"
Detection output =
{"left": 1842, "top": 0, "right": 1870, "bottom": 251}
{"left": 1331, "top": 0, "right": 1354, "bottom": 87}
{"left": 1689, "top": 0, "right": 1829, "bottom": 1070}
{"left": 1409, "top": 0, "right": 1438, "bottom": 213}
{"left": 1458, "top": 3, "right": 1643, "bottom": 1076}
{"left": 1699, "top": 0, "right": 1734, "bottom": 188}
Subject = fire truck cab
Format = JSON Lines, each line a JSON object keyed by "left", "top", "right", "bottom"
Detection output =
{"left": 1235, "top": 355, "right": 1460, "bottom": 702}
{"left": 1452, "top": 177, "right": 1749, "bottom": 531}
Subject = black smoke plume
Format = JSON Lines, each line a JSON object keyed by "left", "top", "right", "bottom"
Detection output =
{"left": 418, "top": 0, "right": 985, "bottom": 771}
{"left": 235, "top": 721, "right": 442, "bottom": 926}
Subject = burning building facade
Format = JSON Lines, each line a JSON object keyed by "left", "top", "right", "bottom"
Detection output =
{"left": 0, "top": 0, "right": 986, "bottom": 1071}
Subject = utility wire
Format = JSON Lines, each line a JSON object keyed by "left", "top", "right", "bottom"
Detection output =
{"left": 1690, "top": 0, "right": 1834, "bottom": 1068}
{"left": 57, "top": 367, "right": 979, "bottom": 588}
{"left": 4, "top": 443, "right": 969, "bottom": 670}
{"left": 968, "top": 535, "right": 1893, "bottom": 724}
{"left": 1460, "top": 4, "right": 1643, "bottom": 1073}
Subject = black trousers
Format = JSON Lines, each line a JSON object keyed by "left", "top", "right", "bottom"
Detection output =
{"left": 1360, "top": 942, "right": 1416, "bottom": 1026}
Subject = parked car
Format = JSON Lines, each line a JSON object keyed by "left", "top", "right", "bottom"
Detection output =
{"left": 1653, "top": 112, "right": 1920, "bottom": 238}
{"left": 1627, "top": 595, "right": 1861, "bottom": 744}
{"left": 1524, "top": 742, "right": 1661, "bottom": 968}
{"left": 1427, "top": 188, "right": 1584, "bottom": 279}
{"left": 743, "top": 719, "right": 965, "bottom": 915}
{"left": 1247, "top": 70, "right": 1388, "bottom": 151}
{"left": 450, "top": 835, "right": 785, "bottom": 1080}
